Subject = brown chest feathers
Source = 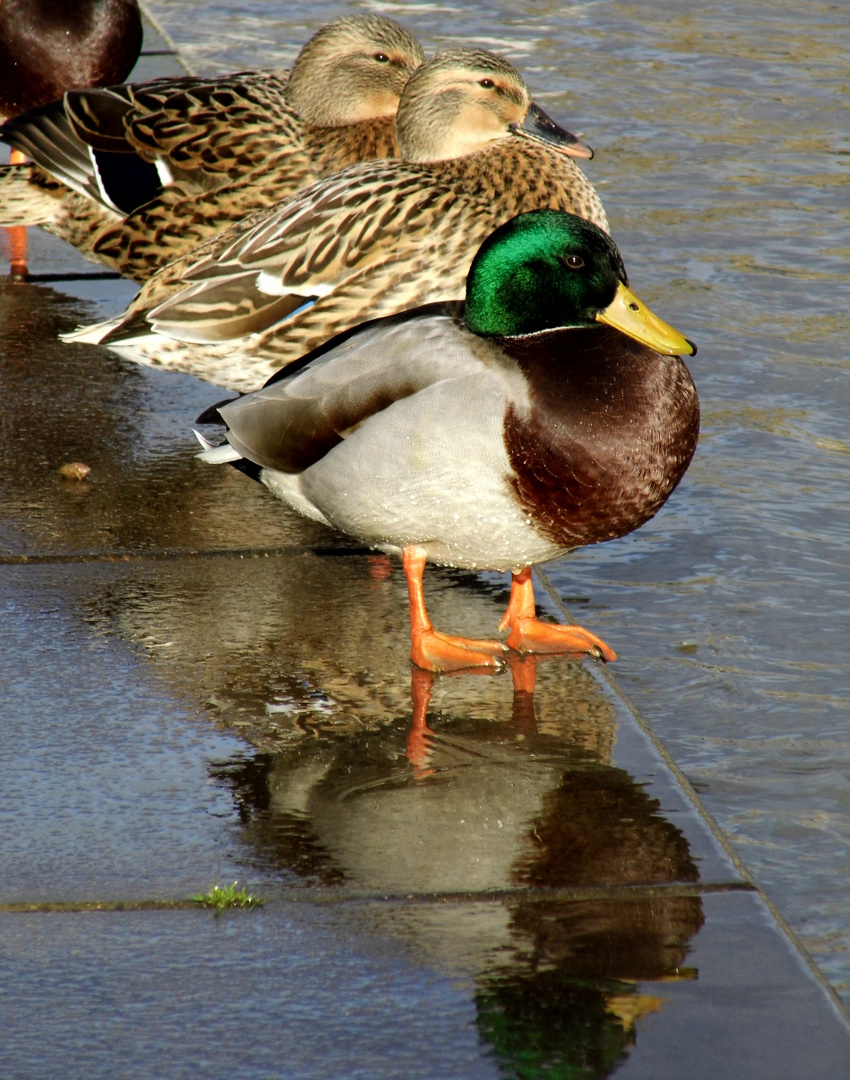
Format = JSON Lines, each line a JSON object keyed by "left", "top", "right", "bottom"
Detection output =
{"left": 502, "top": 325, "right": 700, "bottom": 550}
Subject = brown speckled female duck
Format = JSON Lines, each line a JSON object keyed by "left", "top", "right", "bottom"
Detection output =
{"left": 72, "top": 48, "right": 608, "bottom": 392}
{"left": 0, "top": 15, "right": 424, "bottom": 278}
{"left": 196, "top": 210, "right": 699, "bottom": 670}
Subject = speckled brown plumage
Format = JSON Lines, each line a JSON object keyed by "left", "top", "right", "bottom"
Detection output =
{"left": 0, "top": 15, "right": 423, "bottom": 279}
{"left": 75, "top": 50, "right": 610, "bottom": 392}
{"left": 88, "top": 114, "right": 401, "bottom": 278}
{"left": 235, "top": 140, "right": 608, "bottom": 378}
{"left": 66, "top": 72, "right": 297, "bottom": 187}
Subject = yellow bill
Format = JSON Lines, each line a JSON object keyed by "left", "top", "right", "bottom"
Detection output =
{"left": 596, "top": 282, "right": 696, "bottom": 356}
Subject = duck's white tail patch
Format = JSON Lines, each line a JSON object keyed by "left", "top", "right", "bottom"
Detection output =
{"left": 61, "top": 314, "right": 125, "bottom": 344}
{"left": 193, "top": 430, "right": 242, "bottom": 463}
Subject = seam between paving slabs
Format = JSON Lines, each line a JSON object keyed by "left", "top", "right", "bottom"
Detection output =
{"left": 138, "top": 1, "right": 195, "bottom": 76}
{"left": 0, "top": 882, "right": 756, "bottom": 914}
{"left": 0, "top": 546, "right": 371, "bottom": 566}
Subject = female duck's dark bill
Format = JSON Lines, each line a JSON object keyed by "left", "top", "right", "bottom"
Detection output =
{"left": 512, "top": 101, "right": 594, "bottom": 159}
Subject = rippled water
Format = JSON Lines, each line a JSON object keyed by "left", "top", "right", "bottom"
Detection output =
{"left": 141, "top": 0, "right": 850, "bottom": 999}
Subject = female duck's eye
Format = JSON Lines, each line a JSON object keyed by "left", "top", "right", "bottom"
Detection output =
{"left": 564, "top": 255, "right": 584, "bottom": 269}
{"left": 479, "top": 78, "right": 495, "bottom": 88}
{"left": 374, "top": 53, "right": 389, "bottom": 63}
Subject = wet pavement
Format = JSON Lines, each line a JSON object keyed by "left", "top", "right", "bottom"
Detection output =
{"left": 3, "top": 8, "right": 850, "bottom": 1080}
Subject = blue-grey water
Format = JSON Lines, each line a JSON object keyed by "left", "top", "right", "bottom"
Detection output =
{"left": 138, "top": 0, "right": 850, "bottom": 1003}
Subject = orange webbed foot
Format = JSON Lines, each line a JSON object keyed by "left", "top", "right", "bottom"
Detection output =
{"left": 403, "top": 545, "right": 507, "bottom": 673}
{"left": 501, "top": 615, "right": 617, "bottom": 662}
{"left": 410, "top": 626, "right": 506, "bottom": 673}
{"left": 499, "top": 566, "right": 618, "bottom": 662}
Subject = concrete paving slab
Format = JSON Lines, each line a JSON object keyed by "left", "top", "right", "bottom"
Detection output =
{"left": 616, "top": 889, "right": 850, "bottom": 1079}
{"left": 0, "top": 282, "right": 324, "bottom": 559}
{"left": 0, "top": 552, "right": 743, "bottom": 899}
{"left": 0, "top": 566, "right": 253, "bottom": 902}
{"left": 1, "top": 891, "right": 849, "bottom": 1080}
{"left": 0, "top": 906, "right": 490, "bottom": 1080}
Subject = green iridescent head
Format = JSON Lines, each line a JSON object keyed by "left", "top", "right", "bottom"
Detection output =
{"left": 464, "top": 210, "right": 695, "bottom": 355}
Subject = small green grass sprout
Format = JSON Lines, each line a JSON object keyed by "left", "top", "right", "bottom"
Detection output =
{"left": 190, "top": 881, "right": 264, "bottom": 910}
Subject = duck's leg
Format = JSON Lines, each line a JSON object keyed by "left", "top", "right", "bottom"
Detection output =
{"left": 403, "top": 546, "right": 506, "bottom": 672}
{"left": 6, "top": 149, "right": 28, "bottom": 278}
{"left": 499, "top": 567, "right": 618, "bottom": 662}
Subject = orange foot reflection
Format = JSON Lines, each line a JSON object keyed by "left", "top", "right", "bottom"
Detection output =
{"left": 367, "top": 553, "right": 392, "bottom": 583}
{"left": 406, "top": 656, "right": 543, "bottom": 770}
{"left": 407, "top": 668, "right": 437, "bottom": 774}
{"left": 507, "top": 653, "right": 538, "bottom": 734}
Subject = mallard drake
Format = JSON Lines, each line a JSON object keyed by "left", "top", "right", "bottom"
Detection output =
{"left": 0, "top": 15, "right": 424, "bottom": 280}
{"left": 72, "top": 48, "right": 607, "bottom": 391}
{"left": 0, "top": 0, "right": 142, "bottom": 122}
{"left": 1, "top": 0, "right": 142, "bottom": 276}
{"left": 196, "top": 210, "right": 699, "bottom": 671}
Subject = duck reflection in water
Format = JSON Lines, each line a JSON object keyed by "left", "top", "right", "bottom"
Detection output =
{"left": 406, "top": 653, "right": 570, "bottom": 773}
{"left": 213, "top": 657, "right": 703, "bottom": 1079}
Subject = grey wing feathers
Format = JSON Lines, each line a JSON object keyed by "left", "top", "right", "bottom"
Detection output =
{"left": 218, "top": 310, "right": 477, "bottom": 473}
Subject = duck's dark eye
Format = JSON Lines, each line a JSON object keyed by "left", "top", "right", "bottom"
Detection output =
{"left": 563, "top": 254, "right": 584, "bottom": 269}
{"left": 374, "top": 52, "right": 390, "bottom": 63}
{"left": 479, "top": 78, "right": 495, "bottom": 88}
